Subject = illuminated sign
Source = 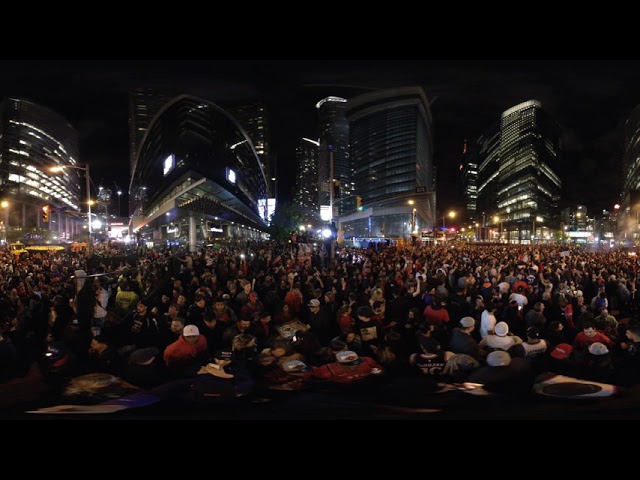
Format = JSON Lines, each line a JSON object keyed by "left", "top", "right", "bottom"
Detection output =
{"left": 226, "top": 168, "right": 236, "bottom": 184}
{"left": 167, "top": 226, "right": 179, "bottom": 234}
{"left": 163, "top": 154, "right": 175, "bottom": 176}
{"left": 320, "top": 205, "right": 332, "bottom": 221}
{"left": 567, "top": 231, "right": 591, "bottom": 238}
{"left": 210, "top": 227, "right": 223, "bottom": 233}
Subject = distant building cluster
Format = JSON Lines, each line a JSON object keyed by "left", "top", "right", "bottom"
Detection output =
{"left": 8, "top": 81, "right": 640, "bottom": 248}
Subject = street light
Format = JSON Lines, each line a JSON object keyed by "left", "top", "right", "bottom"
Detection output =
{"left": 494, "top": 215, "right": 502, "bottom": 243}
{"left": 51, "top": 164, "right": 92, "bottom": 253}
{"left": 114, "top": 180, "right": 123, "bottom": 217}
{"left": 443, "top": 210, "right": 456, "bottom": 228}
{"left": 408, "top": 200, "right": 417, "bottom": 234}
{"left": 1, "top": 200, "right": 8, "bottom": 245}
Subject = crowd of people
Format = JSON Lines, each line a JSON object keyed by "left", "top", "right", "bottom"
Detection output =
{"left": 2, "top": 239, "right": 640, "bottom": 412}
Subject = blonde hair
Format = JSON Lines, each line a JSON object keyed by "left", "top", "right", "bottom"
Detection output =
{"left": 64, "top": 373, "right": 138, "bottom": 397}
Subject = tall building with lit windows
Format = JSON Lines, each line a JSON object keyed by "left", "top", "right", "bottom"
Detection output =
{"left": 459, "top": 140, "right": 478, "bottom": 223}
{"left": 620, "top": 104, "right": 640, "bottom": 240}
{"left": 497, "top": 100, "right": 562, "bottom": 243}
{"left": 129, "top": 87, "right": 174, "bottom": 177}
{"left": 341, "top": 87, "right": 435, "bottom": 240}
{"left": 294, "top": 138, "right": 319, "bottom": 224}
{"left": 476, "top": 121, "right": 501, "bottom": 231}
{"left": 0, "top": 98, "right": 81, "bottom": 239}
{"left": 129, "top": 95, "right": 268, "bottom": 250}
{"left": 317, "top": 96, "right": 351, "bottom": 216}
{"left": 228, "top": 101, "right": 272, "bottom": 197}
{"left": 622, "top": 104, "right": 640, "bottom": 199}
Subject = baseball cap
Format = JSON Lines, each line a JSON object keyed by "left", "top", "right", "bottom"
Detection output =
{"left": 486, "top": 350, "right": 511, "bottom": 367}
{"left": 460, "top": 316, "right": 475, "bottom": 328}
{"left": 494, "top": 322, "right": 509, "bottom": 337}
{"left": 588, "top": 342, "right": 609, "bottom": 356}
{"left": 282, "top": 360, "right": 308, "bottom": 372}
{"left": 183, "top": 325, "right": 200, "bottom": 336}
{"left": 308, "top": 299, "right": 321, "bottom": 308}
{"left": 526, "top": 326, "right": 540, "bottom": 339}
{"left": 336, "top": 351, "right": 359, "bottom": 364}
{"left": 550, "top": 343, "right": 573, "bottom": 360}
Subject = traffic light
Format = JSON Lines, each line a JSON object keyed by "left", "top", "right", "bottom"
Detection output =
{"left": 356, "top": 196, "right": 363, "bottom": 211}
{"left": 42, "top": 205, "right": 49, "bottom": 222}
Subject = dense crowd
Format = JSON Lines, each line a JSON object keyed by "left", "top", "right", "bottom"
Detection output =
{"left": 2, "top": 239, "right": 640, "bottom": 410}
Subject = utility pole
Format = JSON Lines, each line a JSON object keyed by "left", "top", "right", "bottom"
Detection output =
{"left": 329, "top": 147, "right": 334, "bottom": 222}
{"left": 329, "top": 147, "right": 335, "bottom": 264}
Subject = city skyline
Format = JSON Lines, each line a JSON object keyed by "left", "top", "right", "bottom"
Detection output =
{"left": 1, "top": 59, "right": 638, "bottom": 220}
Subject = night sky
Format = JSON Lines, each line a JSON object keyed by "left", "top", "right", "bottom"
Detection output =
{"left": 1, "top": 59, "right": 639, "bottom": 220}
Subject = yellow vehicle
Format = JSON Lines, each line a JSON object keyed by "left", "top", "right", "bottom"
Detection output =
{"left": 7, "top": 242, "right": 28, "bottom": 256}
{"left": 25, "top": 244, "right": 66, "bottom": 253}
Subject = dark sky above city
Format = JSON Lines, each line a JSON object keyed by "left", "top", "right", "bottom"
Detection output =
{"left": 1, "top": 59, "right": 640, "bottom": 219}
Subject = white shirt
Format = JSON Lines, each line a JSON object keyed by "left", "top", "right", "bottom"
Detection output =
{"left": 480, "top": 310, "right": 497, "bottom": 338}
{"left": 480, "top": 334, "right": 523, "bottom": 351}
{"left": 509, "top": 292, "right": 528, "bottom": 307}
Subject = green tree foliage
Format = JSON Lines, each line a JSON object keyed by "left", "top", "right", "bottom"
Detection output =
{"left": 267, "top": 202, "right": 305, "bottom": 242}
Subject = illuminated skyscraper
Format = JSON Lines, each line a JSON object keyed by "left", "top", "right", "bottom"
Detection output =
{"left": 342, "top": 87, "right": 435, "bottom": 239}
{"left": 317, "top": 96, "right": 350, "bottom": 215}
{"left": 476, "top": 121, "right": 501, "bottom": 230}
{"left": 294, "top": 138, "right": 319, "bottom": 224}
{"left": 478, "top": 100, "right": 562, "bottom": 243}
{"left": 128, "top": 87, "right": 173, "bottom": 177}
{"left": 459, "top": 140, "right": 478, "bottom": 222}
{"left": 228, "top": 101, "right": 272, "bottom": 197}
{"left": 620, "top": 104, "right": 640, "bottom": 239}
{"left": 0, "top": 97, "right": 81, "bottom": 236}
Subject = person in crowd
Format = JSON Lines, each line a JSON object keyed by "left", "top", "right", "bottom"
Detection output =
{"left": 479, "top": 321, "right": 523, "bottom": 353}
{"left": 479, "top": 301, "right": 498, "bottom": 339}
{"left": 573, "top": 321, "right": 614, "bottom": 358}
{"left": 163, "top": 324, "right": 209, "bottom": 377}
{"left": 122, "top": 346, "right": 167, "bottom": 389}
{"left": 448, "top": 316, "right": 483, "bottom": 361}
{"left": 187, "top": 294, "right": 207, "bottom": 326}
{"left": 87, "top": 334, "right": 123, "bottom": 376}
{"left": 353, "top": 305, "right": 383, "bottom": 356}
{"left": 211, "top": 296, "right": 238, "bottom": 326}
{"left": 312, "top": 350, "right": 383, "bottom": 385}
{"left": 618, "top": 323, "right": 640, "bottom": 386}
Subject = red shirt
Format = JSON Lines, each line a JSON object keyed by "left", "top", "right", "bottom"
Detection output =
{"left": 312, "top": 356, "right": 382, "bottom": 384}
{"left": 423, "top": 305, "right": 450, "bottom": 325}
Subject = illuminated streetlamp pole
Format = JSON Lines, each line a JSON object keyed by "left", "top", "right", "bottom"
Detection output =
{"left": 51, "top": 164, "right": 92, "bottom": 253}
{"left": 443, "top": 210, "right": 456, "bottom": 228}
{"left": 1, "top": 200, "right": 8, "bottom": 244}
{"left": 494, "top": 215, "right": 502, "bottom": 243}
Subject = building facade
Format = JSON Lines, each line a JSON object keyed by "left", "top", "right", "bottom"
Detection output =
{"left": 341, "top": 87, "right": 435, "bottom": 241}
{"left": 619, "top": 105, "right": 640, "bottom": 242}
{"left": 497, "top": 100, "right": 562, "bottom": 243}
{"left": 317, "top": 96, "right": 351, "bottom": 216}
{"left": 228, "top": 101, "right": 272, "bottom": 197}
{"left": 459, "top": 140, "right": 478, "bottom": 223}
{"left": 477, "top": 101, "right": 562, "bottom": 243}
{"left": 129, "top": 95, "right": 268, "bottom": 250}
{"left": 0, "top": 98, "right": 83, "bottom": 242}
{"left": 128, "top": 87, "right": 174, "bottom": 178}
{"left": 294, "top": 138, "right": 319, "bottom": 225}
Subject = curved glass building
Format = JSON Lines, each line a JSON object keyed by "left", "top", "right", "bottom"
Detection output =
{"left": 0, "top": 98, "right": 81, "bottom": 241}
{"left": 129, "top": 95, "right": 269, "bottom": 249}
